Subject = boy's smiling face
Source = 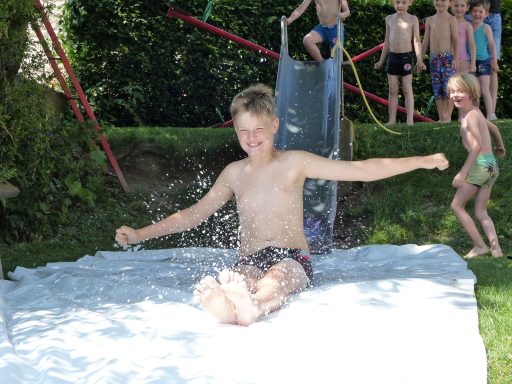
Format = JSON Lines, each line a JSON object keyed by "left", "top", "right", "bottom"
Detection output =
{"left": 451, "top": 0, "right": 468, "bottom": 17}
{"left": 234, "top": 112, "right": 278, "bottom": 157}
{"left": 393, "top": 0, "right": 411, "bottom": 14}
{"left": 434, "top": 0, "right": 451, "bottom": 12}
{"left": 471, "top": 5, "right": 487, "bottom": 23}
{"left": 450, "top": 87, "right": 473, "bottom": 110}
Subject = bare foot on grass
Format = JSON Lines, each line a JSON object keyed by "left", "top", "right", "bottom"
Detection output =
{"left": 491, "top": 247, "right": 503, "bottom": 258}
{"left": 194, "top": 275, "right": 237, "bottom": 324}
{"left": 464, "top": 246, "right": 490, "bottom": 259}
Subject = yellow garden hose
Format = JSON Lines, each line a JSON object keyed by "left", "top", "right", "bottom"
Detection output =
{"left": 333, "top": 42, "right": 401, "bottom": 135}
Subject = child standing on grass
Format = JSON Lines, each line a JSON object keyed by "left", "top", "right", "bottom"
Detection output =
{"left": 115, "top": 84, "right": 449, "bottom": 326}
{"left": 448, "top": 73, "right": 505, "bottom": 258}
{"left": 451, "top": 0, "right": 476, "bottom": 73}
{"left": 286, "top": 0, "right": 350, "bottom": 61}
{"left": 374, "top": 0, "right": 425, "bottom": 126}
{"left": 421, "top": 0, "right": 459, "bottom": 123}
{"left": 469, "top": 0, "right": 499, "bottom": 120}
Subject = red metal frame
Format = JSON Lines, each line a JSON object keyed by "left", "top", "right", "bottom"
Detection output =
{"left": 34, "top": 0, "right": 130, "bottom": 192}
{"left": 167, "top": 7, "right": 434, "bottom": 124}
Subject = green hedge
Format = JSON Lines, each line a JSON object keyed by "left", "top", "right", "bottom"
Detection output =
{"left": 61, "top": 0, "right": 510, "bottom": 126}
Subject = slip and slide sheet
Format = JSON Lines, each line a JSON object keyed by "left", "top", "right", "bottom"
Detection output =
{"left": 1, "top": 244, "right": 487, "bottom": 383}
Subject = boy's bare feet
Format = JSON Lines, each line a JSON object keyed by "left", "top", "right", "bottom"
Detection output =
{"left": 194, "top": 275, "right": 237, "bottom": 324}
{"left": 220, "top": 270, "right": 259, "bottom": 327}
{"left": 464, "top": 246, "right": 489, "bottom": 259}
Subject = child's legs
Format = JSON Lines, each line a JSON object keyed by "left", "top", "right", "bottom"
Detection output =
{"left": 253, "top": 258, "right": 310, "bottom": 316}
{"left": 233, "top": 264, "right": 264, "bottom": 293}
{"left": 387, "top": 74, "right": 399, "bottom": 124}
{"left": 473, "top": 186, "right": 501, "bottom": 250}
{"left": 450, "top": 182, "right": 487, "bottom": 248}
{"left": 303, "top": 30, "right": 324, "bottom": 61}
{"left": 435, "top": 97, "right": 451, "bottom": 122}
{"left": 478, "top": 75, "right": 492, "bottom": 118}
{"left": 401, "top": 74, "right": 414, "bottom": 125}
{"left": 489, "top": 71, "right": 498, "bottom": 116}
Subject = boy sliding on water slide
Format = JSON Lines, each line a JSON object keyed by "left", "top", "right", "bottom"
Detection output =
{"left": 448, "top": 73, "right": 505, "bottom": 258}
{"left": 115, "top": 84, "right": 449, "bottom": 326}
{"left": 285, "top": 0, "right": 350, "bottom": 61}
{"left": 374, "top": 0, "right": 425, "bottom": 126}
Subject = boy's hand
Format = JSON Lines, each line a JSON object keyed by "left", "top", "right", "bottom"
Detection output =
{"left": 495, "top": 145, "right": 506, "bottom": 159}
{"left": 115, "top": 226, "right": 140, "bottom": 246}
{"left": 415, "top": 61, "right": 426, "bottom": 74}
{"left": 491, "top": 61, "right": 499, "bottom": 73}
{"left": 426, "top": 153, "right": 449, "bottom": 170}
{"left": 452, "top": 171, "right": 466, "bottom": 188}
{"left": 374, "top": 61, "right": 383, "bottom": 70}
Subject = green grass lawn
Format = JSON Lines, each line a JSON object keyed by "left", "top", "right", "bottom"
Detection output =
{"left": 1, "top": 120, "right": 511, "bottom": 383}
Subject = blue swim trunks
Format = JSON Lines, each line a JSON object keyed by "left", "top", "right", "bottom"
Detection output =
{"left": 312, "top": 23, "right": 343, "bottom": 48}
{"left": 466, "top": 153, "right": 499, "bottom": 188}
{"left": 429, "top": 51, "right": 454, "bottom": 98}
{"left": 475, "top": 59, "right": 492, "bottom": 77}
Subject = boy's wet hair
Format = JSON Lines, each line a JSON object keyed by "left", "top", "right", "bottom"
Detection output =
{"left": 230, "top": 84, "right": 275, "bottom": 120}
{"left": 469, "top": 0, "right": 490, "bottom": 11}
{"left": 447, "top": 73, "right": 481, "bottom": 106}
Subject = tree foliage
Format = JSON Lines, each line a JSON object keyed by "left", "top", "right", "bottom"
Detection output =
{"left": 0, "top": 0, "right": 110, "bottom": 243}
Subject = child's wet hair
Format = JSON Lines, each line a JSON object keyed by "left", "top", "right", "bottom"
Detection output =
{"left": 230, "top": 84, "right": 276, "bottom": 120}
{"left": 447, "top": 73, "right": 481, "bottom": 105}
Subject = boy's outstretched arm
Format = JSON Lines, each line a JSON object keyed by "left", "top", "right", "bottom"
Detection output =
{"left": 115, "top": 168, "right": 234, "bottom": 246}
{"left": 286, "top": 0, "right": 313, "bottom": 25}
{"left": 301, "top": 152, "right": 448, "bottom": 182}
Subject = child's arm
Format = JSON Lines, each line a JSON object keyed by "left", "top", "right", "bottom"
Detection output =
{"left": 374, "top": 15, "right": 390, "bottom": 70}
{"left": 421, "top": 17, "right": 431, "bottom": 58}
{"left": 300, "top": 152, "right": 449, "bottom": 182}
{"left": 450, "top": 16, "right": 460, "bottom": 72}
{"left": 484, "top": 25, "right": 499, "bottom": 73}
{"left": 413, "top": 16, "right": 425, "bottom": 73}
{"left": 340, "top": 0, "right": 350, "bottom": 21}
{"left": 453, "top": 111, "right": 482, "bottom": 188}
{"left": 286, "top": 0, "right": 314, "bottom": 25}
{"left": 487, "top": 120, "right": 506, "bottom": 159}
{"left": 466, "top": 22, "right": 477, "bottom": 73}
{"left": 115, "top": 167, "right": 234, "bottom": 245}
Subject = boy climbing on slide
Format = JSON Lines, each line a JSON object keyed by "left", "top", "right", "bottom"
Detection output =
{"left": 285, "top": 0, "right": 350, "bottom": 60}
{"left": 115, "top": 84, "right": 449, "bottom": 326}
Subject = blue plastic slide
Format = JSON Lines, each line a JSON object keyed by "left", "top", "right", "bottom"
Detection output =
{"left": 274, "top": 17, "right": 343, "bottom": 253}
